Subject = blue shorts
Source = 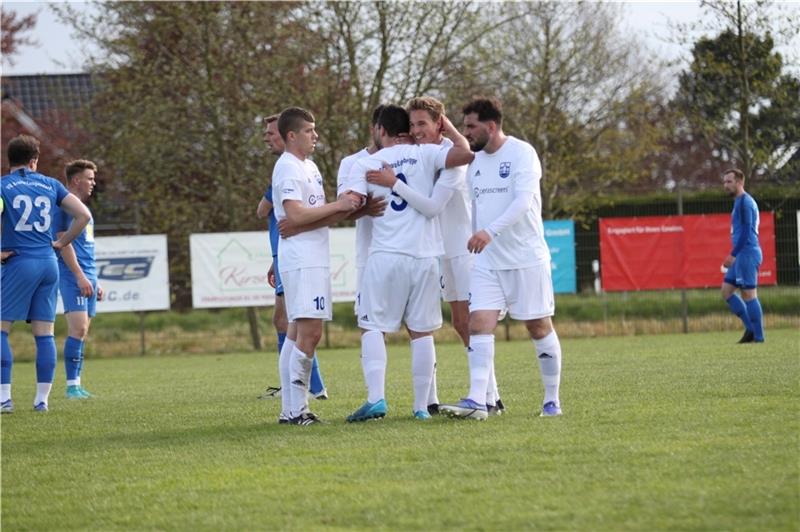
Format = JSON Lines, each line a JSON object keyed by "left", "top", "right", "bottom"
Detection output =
{"left": 60, "top": 275, "right": 98, "bottom": 317}
{"left": 724, "top": 248, "right": 763, "bottom": 289}
{"left": 273, "top": 255, "right": 284, "bottom": 296}
{"left": 0, "top": 256, "right": 59, "bottom": 322}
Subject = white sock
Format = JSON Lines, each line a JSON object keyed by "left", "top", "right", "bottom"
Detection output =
{"left": 361, "top": 330, "right": 386, "bottom": 404}
{"left": 34, "top": 383, "right": 52, "bottom": 406}
{"left": 279, "top": 338, "right": 295, "bottom": 418}
{"left": 427, "top": 360, "right": 439, "bottom": 407}
{"left": 289, "top": 346, "right": 313, "bottom": 418}
{"left": 533, "top": 330, "right": 562, "bottom": 405}
{"left": 67, "top": 379, "right": 79, "bottom": 386}
{"left": 0, "top": 384, "right": 10, "bottom": 403}
{"left": 411, "top": 336, "right": 435, "bottom": 413}
{"left": 486, "top": 359, "right": 499, "bottom": 406}
{"left": 467, "top": 335, "right": 494, "bottom": 405}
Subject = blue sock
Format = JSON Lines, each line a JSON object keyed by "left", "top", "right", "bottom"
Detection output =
{"left": 64, "top": 336, "right": 83, "bottom": 382}
{"left": 1, "top": 331, "right": 12, "bottom": 385}
{"left": 35, "top": 335, "right": 57, "bottom": 384}
{"left": 745, "top": 298, "right": 764, "bottom": 341}
{"left": 725, "top": 294, "right": 751, "bottom": 332}
{"left": 277, "top": 332, "right": 286, "bottom": 359}
{"left": 309, "top": 353, "right": 325, "bottom": 395}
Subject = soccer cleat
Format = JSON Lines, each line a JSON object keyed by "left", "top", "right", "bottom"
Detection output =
{"left": 277, "top": 413, "right": 290, "bottom": 425}
{"left": 0, "top": 399, "right": 13, "bottom": 414}
{"left": 312, "top": 388, "right": 328, "bottom": 400}
{"left": 737, "top": 330, "right": 755, "bottom": 344}
{"left": 346, "top": 399, "right": 387, "bottom": 422}
{"left": 66, "top": 385, "right": 87, "bottom": 399}
{"left": 289, "top": 412, "right": 323, "bottom": 425}
{"left": 540, "top": 401, "right": 562, "bottom": 417}
{"left": 33, "top": 402, "right": 48, "bottom": 412}
{"left": 488, "top": 398, "right": 506, "bottom": 416}
{"left": 413, "top": 410, "right": 431, "bottom": 420}
{"left": 78, "top": 386, "right": 93, "bottom": 398}
{"left": 427, "top": 403, "right": 440, "bottom": 416}
{"left": 258, "top": 386, "right": 281, "bottom": 399}
{"left": 439, "top": 398, "right": 488, "bottom": 420}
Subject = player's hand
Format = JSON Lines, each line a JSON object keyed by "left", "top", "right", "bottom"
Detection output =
{"left": 336, "top": 192, "right": 361, "bottom": 212}
{"left": 467, "top": 230, "right": 492, "bottom": 254}
{"left": 0, "top": 250, "right": 16, "bottom": 263}
{"left": 366, "top": 163, "right": 397, "bottom": 188}
{"left": 364, "top": 193, "right": 387, "bottom": 217}
{"left": 97, "top": 284, "right": 104, "bottom": 301}
{"left": 278, "top": 218, "right": 299, "bottom": 238}
{"left": 77, "top": 276, "right": 94, "bottom": 297}
{"left": 267, "top": 263, "right": 276, "bottom": 288}
{"left": 723, "top": 255, "right": 735, "bottom": 268}
{"left": 52, "top": 240, "right": 65, "bottom": 251}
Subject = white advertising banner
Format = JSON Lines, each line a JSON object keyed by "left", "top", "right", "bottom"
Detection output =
{"left": 190, "top": 228, "right": 357, "bottom": 309}
{"left": 57, "top": 234, "right": 171, "bottom": 313}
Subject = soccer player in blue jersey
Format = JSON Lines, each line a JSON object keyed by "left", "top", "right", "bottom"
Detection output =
{"left": 256, "top": 114, "right": 327, "bottom": 410}
{"left": 721, "top": 168, "right": 764, "bottom": 343}
{"left": 1, "top": 135, "right": 91, "bottom": 413}
{"left": 52, "top": 160, "right": 102, "bottom": 399}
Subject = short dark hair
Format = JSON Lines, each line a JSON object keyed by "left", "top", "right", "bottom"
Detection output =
{"left": 371, "top": 104, "right": 386, "bottom": 127}
{"left": 723, "top": 168, "right": 745, "bottom": 182}
{"left": 462, "top": 97, "right": 503, "bottom": 126}
{"left": 278, "top": 107, "right": 315, "bottom": 140}
{"left": 262, "top": 114, "right": 279, "bottom": 128}
{"left": 65, "top": 159, "right": 97, "bottom": 182}
{"left": 377, "top": 104, "right": 410, "bottom": 137}
{"left": 7, "top": 135, "right": 41, "bottom": 166}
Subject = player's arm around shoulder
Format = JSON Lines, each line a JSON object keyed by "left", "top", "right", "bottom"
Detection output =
{"left": 442, "top": 116, "right": 474, "bottom": 168}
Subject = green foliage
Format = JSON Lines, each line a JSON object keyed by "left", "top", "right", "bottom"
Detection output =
{"left": 2, "top": 331, "right": 798, "bottom": 529}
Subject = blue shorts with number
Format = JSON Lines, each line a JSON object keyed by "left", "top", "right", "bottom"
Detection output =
{"left": 60, "top": 274, "right": 98, "bottom": 317}
{"left": 724, "top": 248, "right": 762, "bottom": 289}
{"left": 273, "top": 255, "right": 284, "bottom": 296}
{"left": 0, "top": 256, "right": 59, "bottom": 322}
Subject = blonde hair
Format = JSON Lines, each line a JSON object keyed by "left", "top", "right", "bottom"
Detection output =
{"left": 406, "top": 96, "right": 445, "bottom": 122}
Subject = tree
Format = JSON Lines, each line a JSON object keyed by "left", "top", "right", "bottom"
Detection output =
{"left": 1, "top": 8, "right": 37, "bottom": 65}
{"left": 673, "top": 0, "right": 800, "bottom": 183}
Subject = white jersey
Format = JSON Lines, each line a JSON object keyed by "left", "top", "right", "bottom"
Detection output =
{"left": 345, "top": 143, "right": 449, "bottom": 258}
{"left": 470, "top": 136, "right": 550, "bottom": 270}
{"left": 337, "top": 148, "right": 372, "bottom": 270}
{"left": 272, "top": 152, "right": 329, "bottom": 271}
{"left": 436, "top": 138, "right": 471, "bottom": 259}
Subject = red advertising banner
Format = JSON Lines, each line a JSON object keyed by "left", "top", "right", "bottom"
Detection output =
{"left": 600, "top": 213, "right": 776, "bottom": 291}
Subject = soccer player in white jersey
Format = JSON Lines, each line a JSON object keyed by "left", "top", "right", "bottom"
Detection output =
{"left": 439, "top": 97, "right": 563, "bottom": 420}
{"left": 342, "top": 104, "right": 474, "bottom": 422}
{"left": 271, "top": 107, "right": 360, "bottom": 425}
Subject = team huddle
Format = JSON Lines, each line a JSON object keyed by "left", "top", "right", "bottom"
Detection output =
{"left": 261, "top": 96, "right": 564, "bottom": 425}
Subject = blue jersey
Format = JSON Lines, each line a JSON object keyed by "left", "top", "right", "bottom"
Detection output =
{"left": 264, "top": 184, "right": 280, "bottom": 257}
{"left": 52, "top": 203, "right": 97, "bottom": 280}
{"left": 730, "top": 193, "right": 760, "bottom": 257}
{"left": 1, "top": 168, "right": 69, "bottom": 259}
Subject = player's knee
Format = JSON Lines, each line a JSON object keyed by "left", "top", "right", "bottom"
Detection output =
{"left": 526, "top": 318, "right": 552, "bottom": 340}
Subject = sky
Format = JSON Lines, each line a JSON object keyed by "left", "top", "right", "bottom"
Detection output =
{"left": 1, "top": 1, "right": 795, "bottom": 78}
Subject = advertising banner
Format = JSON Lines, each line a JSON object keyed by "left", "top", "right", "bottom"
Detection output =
{"left": 56, "top": 234, "right": 170, "bottom": 313}
{"left": 190, "top": 228, "right": 357, "bottom": 309}
{"left": 599, "top": 213, "right": 776, "bottom": 291}
{"left": 544, "top": 220, "right": 577, "bottom": 294}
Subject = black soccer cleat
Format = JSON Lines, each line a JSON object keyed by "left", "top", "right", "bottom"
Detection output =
{"left": 289, "top": 412, "right": 323, "bottom": 426}
{"left": 737, "top": 330, "right": 755, "bottom": 344}
{"left": 427, "top": 403, "right": 440, "bottom": 416}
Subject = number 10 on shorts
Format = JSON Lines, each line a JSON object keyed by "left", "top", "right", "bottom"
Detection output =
{"left": 313, "top": 296, "right": 325, "bottom": 310}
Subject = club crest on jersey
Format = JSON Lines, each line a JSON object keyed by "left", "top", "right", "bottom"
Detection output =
{"left": 308, "top": 193, "right": 325, "bottom": 205}
{"left": 499, "top": 162, "right": 511, "bottom": 179}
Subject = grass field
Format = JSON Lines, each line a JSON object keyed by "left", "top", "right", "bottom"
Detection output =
{"left": 2, "top": 329, "right": 798, "bottom": 530}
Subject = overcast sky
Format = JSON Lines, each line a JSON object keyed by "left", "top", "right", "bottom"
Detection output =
{"left": 1, "top": 1, "right": 795, "bottom": 80}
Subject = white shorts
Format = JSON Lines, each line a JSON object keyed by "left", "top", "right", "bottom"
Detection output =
{"left": 441, "top": 254, "right": 473, "bottom": 302}
{"left": 354, "top": 265, "right": 364, "bottom": 316}
{"left": 280, "top": 267, "right": 332, "bottom": 322}
{"left": 469, "top": 263, "right": 555, "bottom": 320}
{"left": 358, "top": 252, "right": 442, "bottom": 333}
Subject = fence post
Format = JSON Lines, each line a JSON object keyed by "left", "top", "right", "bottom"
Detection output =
{"left": 677, "top": 183, "right": 689, "bottom": 334}
{"left": 138, "top": 312, "right": 146, "bottom": 355}
{"left": 246, "top": 307, "right": 262, "bottom": 350}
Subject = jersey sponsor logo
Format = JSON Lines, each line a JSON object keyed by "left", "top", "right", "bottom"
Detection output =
{"left": 308, "top": 193, "right": 325, "bottom": 205}
{"left": 499, "top": 162, "right": 511, "bottom": 178}
{"left": 97, "top": 256, "right": 154, "bottom": 281}
{"left": 473, "top": 185, "right": 509, "bottom": 198}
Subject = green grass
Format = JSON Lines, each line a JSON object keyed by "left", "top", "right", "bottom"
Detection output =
{"left": 2, "top": 330, "right": 798, "bottom": 530}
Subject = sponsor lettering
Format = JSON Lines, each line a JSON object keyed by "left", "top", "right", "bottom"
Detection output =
{"left": 97, "top": 256, "right": 154, "bottom": 281}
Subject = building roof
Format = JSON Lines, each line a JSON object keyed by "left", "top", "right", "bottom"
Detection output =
{"left": 1, "top": 73, "right": 94, "bottom": 120}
